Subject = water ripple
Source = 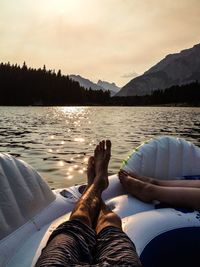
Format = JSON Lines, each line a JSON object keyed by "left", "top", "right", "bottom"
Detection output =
{"left": 0, "top": 106, "right": 200, "bottom": 189}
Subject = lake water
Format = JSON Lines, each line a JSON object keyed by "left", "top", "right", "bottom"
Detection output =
{"left": 0, "top": 106, "right": 200, "bottom": 189}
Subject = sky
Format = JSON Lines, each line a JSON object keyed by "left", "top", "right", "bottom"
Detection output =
{"left": 0, "top": 0, "right": 200, "bottom": 87}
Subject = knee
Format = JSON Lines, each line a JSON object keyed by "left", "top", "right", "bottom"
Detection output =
{"left": 106, "top": 212, "right": 122, "bottom": 227}
{"left": 70, "top": 213, "right": 91, "bottom": 227}
{"left": 99, "top": 211, "right": 122, "bottom": 230}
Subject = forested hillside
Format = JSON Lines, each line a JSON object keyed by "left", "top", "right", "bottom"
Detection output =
{"left": 0, "top": 62, "right": 199, "bottom": 106}
{"left": 0, "top": 62, "right": 110, "bottom": 105}
{"left": 112, "top": 82, "right": 200, "bottom": 106}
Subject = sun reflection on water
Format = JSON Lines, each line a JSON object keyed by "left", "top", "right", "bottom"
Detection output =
{"left": 43, "top": 106, "right": 91, "bottom": 187}
{"left": 83, "top": 157, "right": 88, "bottom": 162}
{"left": 57, "top": 106, "right": 87, "bottom": 114}
{"left": 66, "top": 175, "right": 73, "bottom": 180}
{"left": 74, "top": 137, "right": 85, "bottom": 142}
{"left": 58, "top": 161, "right": 65, "bottom": 167}
{"left": 1, "top": 106, "right": 200, "bottom": 190}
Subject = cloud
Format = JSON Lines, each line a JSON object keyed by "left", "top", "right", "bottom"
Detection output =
{"left": 121, "top": 71, "right": 139, "bottom": 79}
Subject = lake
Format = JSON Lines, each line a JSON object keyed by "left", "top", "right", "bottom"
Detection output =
{"left": 0, "top": 106, "right": 200, "bottom": 189}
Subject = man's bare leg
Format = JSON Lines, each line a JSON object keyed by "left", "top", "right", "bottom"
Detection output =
{"left": 154, "top": 179, "right": 200, "bottom": 188}
{"left": 70, "top": 140, "right": 111, "bottom": 228}
{"left": 95, "top": 201, "right": 122, "bottom": 234}
{"left": 36, "top": 140, "right": 120, "bottom": 267}
{"left": 119, "top": 172, "right": 200, "bottom": 210}
{"left": 91, "top": 146, "right": 142, "bottom": 266}
{"left": 119, "top": 169, "right": 200, "bottom": 188}
{"left": 78, "top": 142, "right": 122, "bottom": 233}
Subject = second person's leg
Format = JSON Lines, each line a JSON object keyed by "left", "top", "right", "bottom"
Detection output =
{"left": 119, "top": 171, "right": 200, "bottom": 210}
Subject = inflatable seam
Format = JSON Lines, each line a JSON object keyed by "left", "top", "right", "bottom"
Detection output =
{"left": 2, "top": 156, "right": 31, "bottom": 214}
{"left": 180, "top": 138, "right": 183, "bottom": 176}
{"left": 14, "top": 158, "right": 33, "bottom": 196}
{"left": 0, "top": 159, "right": 25, "bottom": 229}
{"left": 154, "top": 141, "right": 158, "bottom": 178}
{"left": 167, "top": 137, "right": 170, "bottom": 178}
{"left": 0, "top": 192, "right": 57, "bottom": 244}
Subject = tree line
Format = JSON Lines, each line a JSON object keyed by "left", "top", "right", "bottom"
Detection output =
{"left": 0, "top": 62, "right": 110, "bottom": 105}
{"left": 0, "top": 62, "right": 199, "bottom": 106}
{"left": 111, "top": 82, "right": 200, "bottom": 106}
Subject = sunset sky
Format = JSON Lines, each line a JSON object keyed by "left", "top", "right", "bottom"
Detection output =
{"left": 0, "top": 0, "right": 200, "bottom": 86}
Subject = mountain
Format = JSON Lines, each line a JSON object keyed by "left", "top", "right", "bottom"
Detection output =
{"left": 97, "top": 80, "right": 120, "bottom": 94}
{"left": 69, "top": 75, "right": 119, "bottom": 96}
{"left": 69, "top": 74, "right": 103, "bottom": 91}
{"left": 116, "top": 43, "right": 200, "bottom": 96}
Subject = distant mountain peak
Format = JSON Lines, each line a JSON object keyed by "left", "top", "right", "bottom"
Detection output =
{"left": 97, "top": 80, "right": 120, "bottom": 93}
{"left": 69, "top": 75, "right": 120, "bottom": 96}
{"left": 69, "top": 74, "right": 103, "bottom": 91}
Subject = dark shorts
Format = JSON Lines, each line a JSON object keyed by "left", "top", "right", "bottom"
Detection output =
{"left": 35, "top": 219, "right": 142, "bottom": 267}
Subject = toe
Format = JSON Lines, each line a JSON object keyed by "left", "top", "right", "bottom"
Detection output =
{"left": 105, "top": 140, "right": 111, "bottom": 155}
{"left": 99, "top": 141, "right": 104, "bottom": 151}
{"left": 118, "top": 171, "right": 126, "bottom": 179}
{"left": 106, "top": 140, "right": 111, "bottom": 149}
{"left": 119, "top": 170, "right": 126, "bottom": 176}
{"left": 119, "top": 172, "right": 131, "bottom": 188}
{"left": 119, "top": 175, "right": 128, "bottom": 188}
{"left": 95, "top": 144, "right": 100, "bottom": 155}
{"left": 120, "top": 169, "right": 133, "bottom": 177}
{"left": 88, "top": 156, "right": 94, "bottom": 167}
{"left": 102, "top": 140, "right": 105, "bottom": 151}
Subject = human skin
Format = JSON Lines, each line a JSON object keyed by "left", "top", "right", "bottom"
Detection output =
{"left": 119, "top": 170, "right": 200, "bottom": 210}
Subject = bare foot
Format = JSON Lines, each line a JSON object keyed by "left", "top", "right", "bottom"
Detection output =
{"left": 79, "top": 156, "right": 95, "bottom": 194}
{"left": 119, "top": 169, "right": 157, "bottom": 185}
{"left": 93, "top": 140, "right": 111, "bottom": 190}
{"left": 118, "top": 171, "right": 154, "bottom": 202}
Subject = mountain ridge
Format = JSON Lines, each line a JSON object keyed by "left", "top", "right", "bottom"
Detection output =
{"left": 116, "top": 43, "right": 200, "bottom": 96}
{"left": 69, "top": 74, "right": 120, "bottom": 96}
{"left": 97, "top": 80, "right": 120, "bottom": 93}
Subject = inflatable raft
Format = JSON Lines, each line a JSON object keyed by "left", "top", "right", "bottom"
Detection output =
{"left": 1, "top": 136, "right": 200, "bottom": 267}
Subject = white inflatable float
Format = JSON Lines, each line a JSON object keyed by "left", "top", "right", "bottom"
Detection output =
{"left": 1, "top": 136, "right": 200, "bottom": 267}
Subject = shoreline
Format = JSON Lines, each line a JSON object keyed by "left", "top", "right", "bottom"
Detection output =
{"left": 0, "top": 103, "right": 199, "bottom": 107}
